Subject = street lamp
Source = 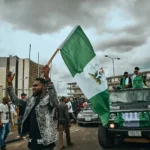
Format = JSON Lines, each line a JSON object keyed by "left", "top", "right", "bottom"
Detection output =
{"left": 105, "top": 55, "right": 120, "bottom": 77}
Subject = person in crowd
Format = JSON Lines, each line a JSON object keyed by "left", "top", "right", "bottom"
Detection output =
{"left": 72, "top": 98, "right": 78, "bottom": 119}
{"left": 66, "top": 98, "right": 76, "bottom": 124}
{"left": 83, "top": 99, "right": 88, "bottom": 107}
{"left": 131, "top": 67, "right": 144, "bottom": 88}
{"left": 7, "top": 65, "right": 58, "bottom": 150}
{"left": 0, "top": 97, "right": 12, "bottom": 150}
{"left": 57, "top": 96, "right": 73, "bottom": 149}
{"left": 16, "top": 92, "right": 27, "bottom": 138}
{"left": 120, "top": 72, "right": 132, "bottom": 89}
{"left": 77, "top": 100, "right": 83, "bottom": 114}
{"left": 9, "top": 101, "right": 17, "bottom": 126}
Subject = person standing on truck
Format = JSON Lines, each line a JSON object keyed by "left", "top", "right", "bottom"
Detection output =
{"left": 131, "top": 67, "right": 144, "bottom": 88}
{"left": 120, "top": 72, "right": 132, "bottom": 89}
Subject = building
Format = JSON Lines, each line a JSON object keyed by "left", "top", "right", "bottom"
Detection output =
{"left": 67, "top": 82, "right": 84, "bottom": 98}
{"left": 67, "top": 70, "right": 150, "bottom": 98}
{"left": 0, "top": 56, "right": 43, "bottom": 100}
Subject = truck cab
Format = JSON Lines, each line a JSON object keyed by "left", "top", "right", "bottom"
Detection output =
{"left": 98, "top": 88, "right": 150, "bottom": 148}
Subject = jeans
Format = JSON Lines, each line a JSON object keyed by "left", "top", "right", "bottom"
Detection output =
{"left": 0, "top": 123, "right": 10, "bottom": 147}
{"left": 18, "top": 116, "right": 23, "bottom": 136}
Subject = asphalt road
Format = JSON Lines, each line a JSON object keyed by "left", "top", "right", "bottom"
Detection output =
{"left": 6, "top": 124, "right": 150, "bottom": 150}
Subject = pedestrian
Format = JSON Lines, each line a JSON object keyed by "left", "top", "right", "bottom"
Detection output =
{"left": 72, "top": 98, "right": 78, "bottom": 119}
{"left": 7, "top": 65, "right": 58, "bottom": 150}
{"left": 66, "top": 98, "right": 76, "bottom": 124}
{"left": 0, "top": 97, "right": 12, "bottom": 150}
{"left": 16, "top": 92, "right": 27, "bottom": 139}
{"left": 9, "top": 101, "right": 17, "bottom": 126}
{"left": 82, "top": 98, "right": 88, "bottom": 108}
{"left": 57, "top": 96, "right": 70, "bottom": 149}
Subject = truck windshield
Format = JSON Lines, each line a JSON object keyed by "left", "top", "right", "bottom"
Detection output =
{"left": 110, "top": 88, "right": 150, "bottom": 103}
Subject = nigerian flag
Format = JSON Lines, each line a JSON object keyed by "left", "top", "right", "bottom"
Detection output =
{"left": 114, "top": 112, "right": 150, "bottom": 127}
{"left": 59, "top": 25, "right": 110, "bottom": 126}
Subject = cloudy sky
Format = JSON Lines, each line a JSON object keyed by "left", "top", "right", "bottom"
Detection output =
{"left": 0, "top": 0, "right": 150, "bottom": 95}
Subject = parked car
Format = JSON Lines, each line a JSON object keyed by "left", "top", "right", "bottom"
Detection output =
{"left": 77, "top": 103, "right": 99, "bottom": 126}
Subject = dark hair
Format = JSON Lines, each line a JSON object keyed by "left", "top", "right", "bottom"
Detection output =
{"left": 21, "top": 93, "right": 27, "bottom": 96}
{"left": 135, "top": 67, "right": 140, "bottom": 70}
{"left": 124, "top": 72, "right": 128, "bottom": 75}
{"left": 60, "top": 96, "right": 66, "bottom": 102}
{"left": 3, "top": 97, "right": 9, "bottom": 101}
{"left": 35, "top": 78, "right": 46, "bottom": 84}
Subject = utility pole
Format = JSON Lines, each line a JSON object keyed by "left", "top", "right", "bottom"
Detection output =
{"left": 38, "top": 52, "right": 39, "bottom": 77}
{"left": 28, "top": 44, "right": 31, "bottom": 92}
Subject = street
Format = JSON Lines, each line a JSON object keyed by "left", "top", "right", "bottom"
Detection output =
{"left": 6, "top": 124, "right": 150, "bottom": 150}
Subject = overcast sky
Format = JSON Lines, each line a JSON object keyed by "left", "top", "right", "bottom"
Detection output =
{"left": 0, "top": 0, "right": 150, "bottom": 95}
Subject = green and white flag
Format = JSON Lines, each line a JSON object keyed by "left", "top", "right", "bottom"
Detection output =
{"left": 59, "top": 25, "right": 110, "bottom": 126}
{"left": 114, "top": 112, "right": 150, "bottom": 127}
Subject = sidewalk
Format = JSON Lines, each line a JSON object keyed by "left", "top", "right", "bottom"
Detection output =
{"left": 6, "top": 125, "right": 23, "bottom": 144}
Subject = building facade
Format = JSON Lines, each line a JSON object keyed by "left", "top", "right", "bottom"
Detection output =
{"left": 67, "top": 82, "right": 85, "bottom": 98}
{"left": 67, "top": 71, "right": 150, "bottom": 98}
{"left": 0, "top": 56, "right": 43, "bottom": 100}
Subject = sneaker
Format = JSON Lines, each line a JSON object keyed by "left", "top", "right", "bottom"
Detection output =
{"left": 22, "top": 136, "right": 26, "bottom": 140}
{"left": 16, "top": 135, "right": 20, "bottom": 139}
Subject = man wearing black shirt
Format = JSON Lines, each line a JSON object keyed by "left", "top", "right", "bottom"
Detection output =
{"left": 17, "top": 93, "right": 27, "bottom": 138}
{"left": 7, "top": 65, "right": 58, "bottom": 150}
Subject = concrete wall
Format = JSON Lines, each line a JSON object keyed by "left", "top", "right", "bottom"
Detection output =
{"left": 18, "top": 59, "right": 24, "bottom": 97}
{"left": 0, "top": 86, "right": 3, "bottom": 102}
{"left": 0, "top": 57, "right": 7, "bottom": 97}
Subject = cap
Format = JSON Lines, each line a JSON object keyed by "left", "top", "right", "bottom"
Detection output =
{"left": 21, "top": 93, "right": 27, "bottom": 96}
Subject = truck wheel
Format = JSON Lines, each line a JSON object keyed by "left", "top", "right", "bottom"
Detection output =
{"left": 98, "top": 125, "right": 115, "bottom": 149}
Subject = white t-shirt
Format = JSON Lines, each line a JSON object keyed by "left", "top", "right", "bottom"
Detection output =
{"left": 131, "top": 74, "right": 136, "bottom": 82}
{"left": 0, "top": 103, "right": 10, "bottom": 123}
{"left": 125, "top": 78, "right": 129, "bottom": 85}
{"left": 66, "top": 101, "right": 73, "bottom": 113}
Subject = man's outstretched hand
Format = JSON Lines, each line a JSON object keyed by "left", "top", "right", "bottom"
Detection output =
{"left": 7, "top": 71, "right": 15, "bottom": 86}
{"left": 41, "top": 65, "right": 50, "bottom": 79}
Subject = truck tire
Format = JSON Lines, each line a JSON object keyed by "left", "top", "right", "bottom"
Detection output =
{"left": 98, "top": 125, "right": 115, "bottom": 149}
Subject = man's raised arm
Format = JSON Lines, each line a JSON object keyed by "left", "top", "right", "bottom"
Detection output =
{"left": 6, "top": 71, "right": 23, "bottom": 106}
{"left": 42, "top": 65, "right": 59, "bottom": 108}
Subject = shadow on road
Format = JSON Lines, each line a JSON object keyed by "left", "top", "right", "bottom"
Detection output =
{"left": 78, "top": 123, "right": 99, "bottom": 128}
{"left": 102, "top": 141, "right": 150, "bottom": 150}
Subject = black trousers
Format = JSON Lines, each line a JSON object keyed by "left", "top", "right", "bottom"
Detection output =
{"left": 64, "top": 124, "right": 71, "bottom": 145}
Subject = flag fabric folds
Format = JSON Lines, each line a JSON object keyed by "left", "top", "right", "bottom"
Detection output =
{"left": 59, "top": 25, "right": 110, "bottom": 126}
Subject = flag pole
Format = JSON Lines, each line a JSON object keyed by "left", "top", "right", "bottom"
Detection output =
{"left": 40, "top": 48, "right": 60, "bottom": 78}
